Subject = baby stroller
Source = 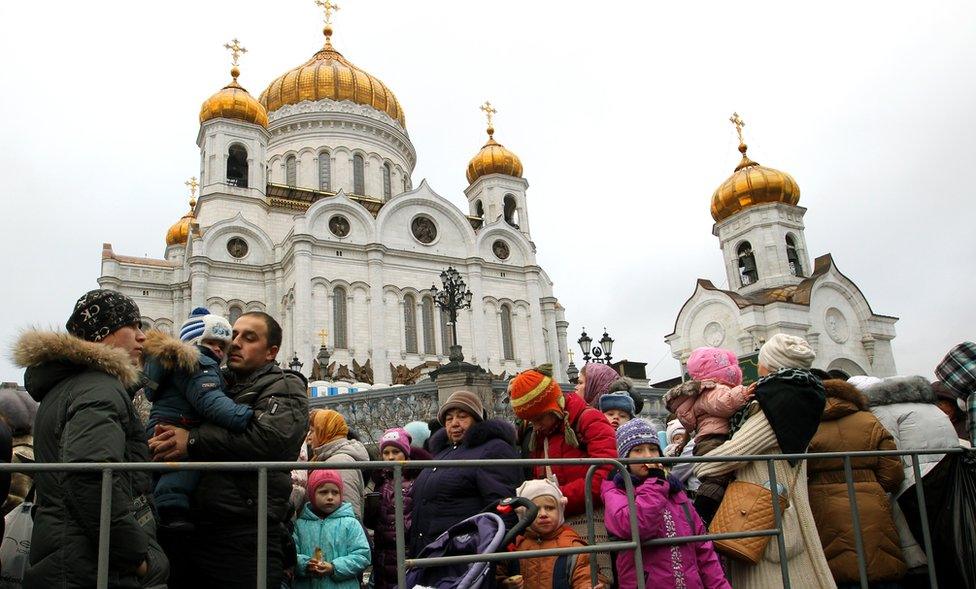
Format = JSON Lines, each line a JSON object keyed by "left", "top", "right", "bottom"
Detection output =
{"left": 405, "top": 497, "right": 538, "bottom": 589}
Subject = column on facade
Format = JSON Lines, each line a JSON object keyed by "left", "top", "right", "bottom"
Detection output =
{"left": 541, "top": 298, "right": 562, "bottom": 380}
{"left": 264, "top": 269, "right": 279, "bottom": 321}
{"left": 556, "top": 317, "right": 570, "bottom": 381}
{"left": 367, "top": 246, "right": 391, "bottom": 384}
{"left": 293, "top": 241, "right": 313, "bottom": 372}
{"left": 524, "top": 270, "right": 547, "bottom": 368}
{"left": 189, "top": 261, "right": 210, "bottom": 309}
{"left": 466, "top": 261, "right": 489, "bottom": 367}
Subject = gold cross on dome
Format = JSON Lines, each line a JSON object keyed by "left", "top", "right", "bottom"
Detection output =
{"left": 185, "top": 176, "right": 198, "bottom": 199}
{"left": 568, "top": 350, "right": 575, "bottom": 363}
{"left": 730, "top": 112, "right": 746, "bottom": 144}
{"left": 318, "top": 328, "right": 329, "bottom": 346}
{"left": 316, "top": 0, "right": 340, "bottom": 25}
{"left": 480, "top": 101, "right": 497, "bottom": 130}
{"left": 224, "top": 38, "right": 247, "bottom": 67}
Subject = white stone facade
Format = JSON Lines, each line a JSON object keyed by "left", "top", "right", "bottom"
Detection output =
{"left": 99, "top": 94, "right": 568, "bottom": 385}
{"left": 667, "top": 201, "right": 898, "bottom": 378}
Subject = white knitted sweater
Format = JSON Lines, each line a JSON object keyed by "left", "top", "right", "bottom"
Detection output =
{"left": 695, "top": 411, "right": 837, "bottom": 589}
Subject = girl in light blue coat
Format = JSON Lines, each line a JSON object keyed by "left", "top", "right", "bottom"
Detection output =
{"left": 293, "top": 469, "right": 371, "bottom": 589}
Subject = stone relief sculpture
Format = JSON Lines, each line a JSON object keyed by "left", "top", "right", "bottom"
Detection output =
{"left": 352, "top": 358, "right": 374, "bottom": 384}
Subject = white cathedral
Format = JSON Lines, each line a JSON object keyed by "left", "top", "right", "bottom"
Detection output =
{"left": 666, "top": 116, "right": 898, "bottom": 378}
{"left": 97, "top": 19, "right": 569, "bottom": 386}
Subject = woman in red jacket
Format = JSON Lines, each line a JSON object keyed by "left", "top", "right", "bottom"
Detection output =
{"left": 510, "top": 365, "right": 618, "bottom": 581}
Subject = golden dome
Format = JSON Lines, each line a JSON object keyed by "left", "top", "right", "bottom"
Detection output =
{"left": 166, "top": 179, "right": 197, "bottom": 247}
{"left": 711, "top": 143, "right": 800, "bottom": 222}
{"left": 200, "top": 66, "right": 269, "bottom": 128}
{"left": 259, "top": 31, "right": 405, "bottom": 127}
{"left": 466, "top": 127, "right": 524, "bottom": 184}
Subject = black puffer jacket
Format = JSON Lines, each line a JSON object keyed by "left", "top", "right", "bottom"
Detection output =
{"left": 14, "top": 331, "right": 155, "bottom": 589}
{"left": 187, "top": 361, "right": 309, "bottom": 524}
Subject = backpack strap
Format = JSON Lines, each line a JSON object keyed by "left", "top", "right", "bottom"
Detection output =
{"left": 552, "top": 553, "right": 577, "bottom": 589}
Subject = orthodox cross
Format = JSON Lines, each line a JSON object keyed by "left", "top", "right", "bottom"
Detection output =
{"left": 185, "top": 176, "right": 198, "bottom": 206}
{"left": 318, "top": 328, "right": 329, "bottom": 346}
{"left": 224, "top": 38, "right": 247, "bottom": 66}
{"left": 730, "top": 112, "right": 746, "bottom": 144}
{"left": 316, "top": 0, "right": 340, "bottom": 25}
{"left": 480, "top": 101, "right": 497, "bottom": 132}
{"left": 568, "top": 350, "right": 575, "bottom": 363}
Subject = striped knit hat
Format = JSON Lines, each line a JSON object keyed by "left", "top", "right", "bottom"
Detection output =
{"left": 179, "top": 307, "right": 233, "bottom": 347}
{"left": 509, "top": 364, "right": 565, "bottom": 421}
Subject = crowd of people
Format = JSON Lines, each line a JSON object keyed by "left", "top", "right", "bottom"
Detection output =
{"left": 4, "top": 288, "right": 974, "bottom": 589}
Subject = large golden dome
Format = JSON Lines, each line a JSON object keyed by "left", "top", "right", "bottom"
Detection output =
{"left": 165, "top": 209, "right": 194, "bottom": 246}
{"left": 466, "top": 127, "right": 524, "bottom": 184}
{"left": 200, "top": 67, "right": 269, "bottom": 128}
{"left": 711, "top": 143, "right": 800, "bottom": 222}
{"left": 259, "top": 32, "right": 405, "bottom": 127}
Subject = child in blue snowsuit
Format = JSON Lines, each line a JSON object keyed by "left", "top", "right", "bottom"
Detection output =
{"left": 293, "top": 469, "right": 371, "bottom": 589}
{"left": 142, "top": 307, "right": 253, "bottom": 528}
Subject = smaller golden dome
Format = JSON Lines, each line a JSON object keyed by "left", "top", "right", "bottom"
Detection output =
{"left": 711, "top": 143, "right": 800, "bottom": 222}
{"left": 200, "top": 67, "right": 269, "bottom": 128}
{"left": 166, "top": 179, "right": 197, "bottom": 247}
{"left": 466, "top": 126, "right": 524, "bottom": 184}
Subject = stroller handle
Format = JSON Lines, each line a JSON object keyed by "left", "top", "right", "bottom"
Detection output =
{"left": 492, "top": 496, "right": 539, "bottom": 547}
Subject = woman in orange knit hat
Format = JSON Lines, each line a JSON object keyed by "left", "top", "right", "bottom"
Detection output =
{"left": 510, "top": 364, "right": 618, "bottom": 581}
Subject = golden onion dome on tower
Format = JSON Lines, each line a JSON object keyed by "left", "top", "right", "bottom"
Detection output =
{"left": 259, "top": 23, "right": 405, "bottom": 127}
{"left": 199, "top": 40, "right": 269, "bottom": 128}
{"left": 466, "top": 102, "right": 523, "bottom": 184}
{"left": 166, "top": 178, "right": 199, "bottom": 247}
{"left": 711, "top": 114, "right": 799, "bottom": 222}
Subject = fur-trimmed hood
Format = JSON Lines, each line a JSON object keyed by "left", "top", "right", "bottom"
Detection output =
{"left": 663, "top": 379, "right": 700, "bottom": 410}
{"left": 142, "top": 330, "right": 200, "bottom": 372}
{"left": 12, "top": 330, "right": 140, "bottom": 398}
{"left": 822, "top": 379, "right": 868, "bottom": 419}
{"left": 429, "top": 417, "right": 517, "bottom": 454}
{"left": 863, "top": 375, "right": 936, "bottom": 407}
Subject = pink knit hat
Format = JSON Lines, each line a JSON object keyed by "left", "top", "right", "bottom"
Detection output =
{"left": 307, "top": 469, "right": 344, "bottom": 502}
{"left": 687, "top": 347, "right": 743, "bottom": 387}
{"left": 379, "top": 428, "right": 412, "bottom": 458}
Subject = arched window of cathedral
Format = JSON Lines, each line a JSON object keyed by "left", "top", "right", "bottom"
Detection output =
{"left": 285, "top": 155, "right": 297, "bottom": 187}
{"left": 737, "top": 242, "right": 758, "bottom": 286}
{"left": 503, "top": 195, "right": 520, "bottom": 228}
{"left": 383, "top": 162, "right": 392, "bottom": 199}
{"left": 227, "top": 144, "right": 248, "bottom": 188}
{"left": 421, "top": 296, "right": 435, "bottom": 355}
{"left": 318, "top": 150, "right": 331, "bottom": 191}
{"left": 500, "top": 305, "right": 515, "bottom": 361}
{"left": 475, "top": 200, "right": 484, "bottom": 218}
{"left": 333, "top": 286, "right": 348, "bottom": 348}
{"left": 440, "top": 307, "right": 454, "bottom": 355}
{"left": 228, "top": 305, "right": 243, "bottom": 325}
{"left": 403, "top": 294, "right": 418, "bottom": 354}
{"left": 786, "top": 234, "right": 803, "bottom": 277}
{"left": 353, "top": 154, "right": 365, "bottom": 195}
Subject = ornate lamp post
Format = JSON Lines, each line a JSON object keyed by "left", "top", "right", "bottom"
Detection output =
{"left": 288, "top": 353, "right": 304, "bottom": 372}
{"left": 431, "top": 266, "right": 473, "bottom": 363}
{"left": 566, "top": 350, "right": 580, "bottom": 384}
{"left": 316, "top": 328, "right": 331, "bottom": 381}
{"left": 577, "top": 327, "right": 615, "bottom": 364}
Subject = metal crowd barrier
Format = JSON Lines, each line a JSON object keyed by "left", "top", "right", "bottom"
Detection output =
{"left": 0, "top": 447, "right": 963, "bottom": 589}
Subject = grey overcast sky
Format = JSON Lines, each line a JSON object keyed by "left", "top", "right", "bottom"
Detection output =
{"left": 1, "top": 1, "right": 974, "bottom": 384}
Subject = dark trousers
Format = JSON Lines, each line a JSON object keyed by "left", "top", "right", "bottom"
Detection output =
{"left": 159, "top": 522, "right": 284, "bottom": 588}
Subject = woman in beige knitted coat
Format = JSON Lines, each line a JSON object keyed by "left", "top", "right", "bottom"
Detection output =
{"left": 695, "top": 335, "right": 836, "bottom": 589}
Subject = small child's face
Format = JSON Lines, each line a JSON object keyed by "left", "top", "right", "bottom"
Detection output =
{"left": 627, "top": 443, "right": 663, "bottom": 478}
{"left": 528, "top": 495, "right": 560, "bottom": 536}
{"left": 382, "top": 446, "right": 407, "bottom": 461}
{"left": 200, "top": 339, "right": 228, "bottom": 362}
{"left": 604, "top": 409, "right": 631, "bottom": 430}
{"left": 673, "top": 432, "right": 689, "bottom": 447}
{"left": 314, "top": 483, "right": 342, "bottom": 515}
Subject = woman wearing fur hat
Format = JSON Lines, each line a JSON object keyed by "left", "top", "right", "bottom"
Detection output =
{"left": 694, "top": 335, "right": 835, "bottom": 589}
{"left": 807, "top": 378, "right": 906, "bottom": 586}
{"left": 308, "top": 410, "right": 370, "bottom": 520}
{"left": 141, "top": 306, "right": 255, "bottom": 529}
{"left": 409, "top": 390, "right": 523, "bottom": 556}
{"left": 854, "top": 375, "right": 960, "bottom": 574}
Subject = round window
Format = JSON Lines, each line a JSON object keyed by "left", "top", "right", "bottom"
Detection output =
{"left": 492, "top": 239, "right": 510, "bottom": 260}
{"left": 411, "top": 216, "right": 437, "bottom": 244}
{"left": 227, "top": 237, "right": 249, "bottom": 258}
{"left": 329, "top": 215, "right": 351, "bottom": 238}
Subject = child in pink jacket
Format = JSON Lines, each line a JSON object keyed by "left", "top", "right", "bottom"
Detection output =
{"left": 662, "top": 346, "right": 751, "bottom": 525}
{"left": 601, "top": 419, "right": 729, "bottom": 589}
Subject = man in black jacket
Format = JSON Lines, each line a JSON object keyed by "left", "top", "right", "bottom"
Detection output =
{"left": 150, "top": 311, "right": 309, "bottom": 588}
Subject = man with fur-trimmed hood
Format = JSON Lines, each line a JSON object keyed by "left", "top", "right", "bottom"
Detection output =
{"left": 141, "top": 306, "right": 254, "bottom": 530}
{"left": 13, "top": 289, "right": 168, "bottom": 588}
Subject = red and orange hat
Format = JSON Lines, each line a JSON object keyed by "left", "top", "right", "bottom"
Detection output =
{"left": 509, "top": 364, "right": 565, "bottom": 421}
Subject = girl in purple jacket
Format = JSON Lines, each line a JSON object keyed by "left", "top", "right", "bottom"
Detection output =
{"left": 601, "top": 419, "right": 729, "bottom": 589}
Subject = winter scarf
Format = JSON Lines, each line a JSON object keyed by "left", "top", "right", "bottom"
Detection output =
{"left": 754, "top": 368, "right": 826, "bottom": 464}
{"left": 311, "top": 409, "right": 349, "bottom": 446}
{"left": 582, "top": 363, "right": 618, "bottom": 406}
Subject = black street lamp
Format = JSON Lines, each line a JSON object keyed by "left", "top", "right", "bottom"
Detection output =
{"left": 566, "top": 350, "right": 580, "bottom": 384}
{"left": 316, "top": 328, "right": 331, "bottom": 381}
{"left": 578, "top": 327, "right": 615, "bottom": 364}
{"left": 288, "top": 354, "right": 304, "bottom": 372}
{"left": 431, "top": 266, "right": 473, "bottom": 363}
